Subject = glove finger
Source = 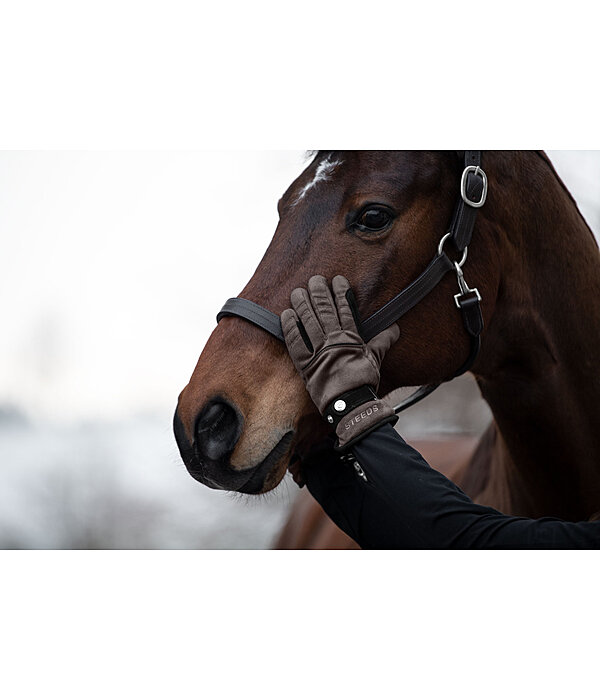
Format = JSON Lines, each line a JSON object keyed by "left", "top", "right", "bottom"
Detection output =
{"left": 281, "top": 308, "right": 313, "bottom": 367}
{"left": 290, "top": 286, "right": 325, "bottom": 348}
{"left": 307, "top": 275, "right": 341, "bottom": 335}
{"left": 367, "top": 323, "right": 400, "bottom": 365}
{"left": 332, "top": 275, "right": 360, "bottom": 334}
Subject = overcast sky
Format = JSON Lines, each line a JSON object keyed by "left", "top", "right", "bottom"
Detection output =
{"left": 1, "top": 151, "right": 599, "bottom": 423}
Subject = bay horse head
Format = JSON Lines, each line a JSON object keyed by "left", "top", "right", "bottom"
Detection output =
{"left": 174, "top": 151, "right": 499, "bottom": 493}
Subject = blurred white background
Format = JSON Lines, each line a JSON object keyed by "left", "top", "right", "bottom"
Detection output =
{"left": 1, "top": 150, "right": 599, "bottom": 548}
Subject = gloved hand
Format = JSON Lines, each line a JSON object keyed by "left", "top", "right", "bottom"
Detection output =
{"left": 281, "top": 275, "right": 399, "bottom": 450}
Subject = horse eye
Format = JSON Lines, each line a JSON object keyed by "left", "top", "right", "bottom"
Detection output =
{"left": 355, "top": 207, "right": 393, "bottom": 233}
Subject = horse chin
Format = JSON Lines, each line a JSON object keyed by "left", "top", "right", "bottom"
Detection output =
{"left": 235, "top": 431, "right": 295, "bottom": 494}
{"left": 236, "top": 412, "right": 327, "bottom": 494}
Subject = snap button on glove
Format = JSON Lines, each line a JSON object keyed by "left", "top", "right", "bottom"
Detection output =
{"left": 281, "top": 275, "right": 399, "bottom": 450}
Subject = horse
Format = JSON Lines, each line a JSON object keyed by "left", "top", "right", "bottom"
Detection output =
{"left": 174, "top": 151, "right": 600, "bottom": 547}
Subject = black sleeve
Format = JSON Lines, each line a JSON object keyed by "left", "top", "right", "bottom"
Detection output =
{"left": 302, "top": 423, "right": 600, "bottom": 549}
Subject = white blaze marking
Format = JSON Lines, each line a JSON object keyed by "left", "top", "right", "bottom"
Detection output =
{"left": 293, "top": 156, "right": 342, "bottom": 204}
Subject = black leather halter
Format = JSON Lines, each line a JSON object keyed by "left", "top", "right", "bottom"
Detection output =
{"left": 217, "top": 151, "right": 487, "bottom": 413}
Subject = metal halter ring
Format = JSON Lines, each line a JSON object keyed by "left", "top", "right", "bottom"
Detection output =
{"left": 461, "top": 165, "right": 488, "bottom": 208}
{"left": 438, "top": 231, "right": 468, "bottom": 268}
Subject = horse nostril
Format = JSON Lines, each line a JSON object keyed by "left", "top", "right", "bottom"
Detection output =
{"left": 194, "top": 400, "right": 243, "bottom": 462}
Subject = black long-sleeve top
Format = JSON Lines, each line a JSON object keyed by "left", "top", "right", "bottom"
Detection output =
{"left": 302, "top": 424, "right": 600, "bottom": 549}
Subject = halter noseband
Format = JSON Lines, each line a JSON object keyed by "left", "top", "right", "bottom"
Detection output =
{"left": 216, "top": 151, "right": 487, "bottom": 413}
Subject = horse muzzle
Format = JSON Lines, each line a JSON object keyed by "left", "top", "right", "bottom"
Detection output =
{"left": 173, "top": 398, "right": 294, "bottom": 494}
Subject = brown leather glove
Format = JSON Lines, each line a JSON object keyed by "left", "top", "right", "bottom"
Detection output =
{"left": 281, "top": 275, "right": 399, "bottom": 450}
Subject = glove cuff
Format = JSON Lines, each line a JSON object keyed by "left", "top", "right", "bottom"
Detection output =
{"left": 323, "top": 385, "right": 378, "bottom": 428}
{"left": 323, "top": 386, "right": 397, "bottom": 451}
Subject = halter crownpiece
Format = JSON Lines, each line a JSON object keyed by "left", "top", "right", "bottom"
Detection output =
{"left": 216, "top": 151, "right": 487, "bottom": 413}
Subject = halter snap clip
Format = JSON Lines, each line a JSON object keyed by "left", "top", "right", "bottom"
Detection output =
{"left": 453, "top": 261, "right": 481, "bottom": 309}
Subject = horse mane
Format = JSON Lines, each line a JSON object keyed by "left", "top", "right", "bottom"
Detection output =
{"left": 534, "top": 150, "right": 598, "bottom": 247}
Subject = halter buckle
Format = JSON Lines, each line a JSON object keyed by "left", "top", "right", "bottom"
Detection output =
{"left": 454, "top": 261, "right": 481, "bottom": 308}
{"left": 461, "top": 165, "right": 488, "bottom": 208}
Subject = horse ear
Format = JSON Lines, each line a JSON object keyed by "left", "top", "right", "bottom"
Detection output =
{"left": 344, "top": 288, "right": 363, "bottom": 333}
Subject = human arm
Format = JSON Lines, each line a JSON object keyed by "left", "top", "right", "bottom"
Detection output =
{"left": 302, "top": 423, "right": 600, "bottom": 549}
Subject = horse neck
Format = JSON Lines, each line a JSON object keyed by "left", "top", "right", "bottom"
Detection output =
{"left": 472, "top": 152, "right": 600, "bottom": 520}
